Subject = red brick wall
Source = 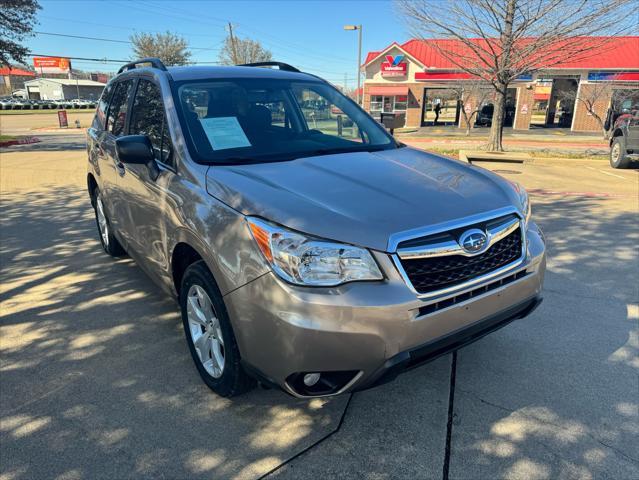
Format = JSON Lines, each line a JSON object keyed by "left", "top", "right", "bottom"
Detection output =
{"left": 572, "top": 83, "right": 612, "bottom": 133}
{"left": 514, "top": 86, "right": 534, "bottom": 130}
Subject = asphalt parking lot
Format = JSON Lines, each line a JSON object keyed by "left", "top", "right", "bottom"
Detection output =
{"left": 1, "top": 133, "right": 638, "bottom": 480}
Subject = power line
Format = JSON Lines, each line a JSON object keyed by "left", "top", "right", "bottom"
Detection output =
{"left": 35, "top": 31, "right": 129, "bottom": 45}
{"left": 29, "top": 53, "right": 131, "bottom": 63}
{"left": 117, "top": 1, "right": 354, "bottom": 65}
{"left": 34, "top": 31, "right": 219, "bottom": 52}
{"left": 39, "top": 14, "right": 227, "bottom": 39}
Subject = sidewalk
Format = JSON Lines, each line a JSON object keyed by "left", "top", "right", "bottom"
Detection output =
{"left": 397, "top": 127, "right": 609, "bottom": 158}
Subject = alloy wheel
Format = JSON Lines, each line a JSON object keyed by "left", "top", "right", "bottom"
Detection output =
{"left": 186, "top": 284, "right": 225, "bottom": 378}
{"left": 611, "top": 142, "right": 620, "bottom": 165}
{"left": 96, "top": 196, "right": 109, "bottom": 247}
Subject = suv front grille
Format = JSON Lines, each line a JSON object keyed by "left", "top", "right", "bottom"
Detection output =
{"left": 398, "top": 221, "right": 523, "bottom": 295}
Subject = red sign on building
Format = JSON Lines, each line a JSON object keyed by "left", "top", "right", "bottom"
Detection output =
{"left": 381, "top": 55, "right": 407, "bottom": 77}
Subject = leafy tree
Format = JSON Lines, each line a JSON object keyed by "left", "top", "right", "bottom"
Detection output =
{"left": 130, "top": 31, "right": 192, "bottom": 66}
{"left": 396, "top": 0, "right": 634, "bottom": 151}
{"left": 0, "top": 0, "right": 41, "bottom": 66}
{"left": 218, "top": 33, "right": 272, "bottom": 65}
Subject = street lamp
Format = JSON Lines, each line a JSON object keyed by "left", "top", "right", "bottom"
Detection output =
{"left": 344, "top": 24, "right": 362, "bottom": 105}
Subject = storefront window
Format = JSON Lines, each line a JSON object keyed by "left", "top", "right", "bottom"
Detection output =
{"left": 394, "top": 95, "right": 408, "bottom": 111}
{"left": 370, "top": 95, "right": 383, "bottom": 111}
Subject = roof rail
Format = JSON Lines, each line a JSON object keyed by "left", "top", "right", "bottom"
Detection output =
{"left": 237, "top": 61, "right": 300, "bottom": 72}
{"left": 117, "top": 58, "right": 167, "bottom": 74}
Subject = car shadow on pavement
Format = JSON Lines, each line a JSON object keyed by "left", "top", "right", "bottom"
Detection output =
{"left": 0, "top": 186, "right": 349, "bottom": 480}
{"left": 0, "top": 135, "right": 87, "bottom": 153}
{"left": 446, "top": 195, "right": 639, "bottom": 480}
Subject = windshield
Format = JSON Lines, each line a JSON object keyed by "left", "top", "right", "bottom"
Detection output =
{"left": 174, "top": 78, "right": 396, "bottom": 164}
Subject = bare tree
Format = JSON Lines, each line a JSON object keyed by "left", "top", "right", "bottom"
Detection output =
{"left": 396, "top": 0, "right": 634, "bottom": 151}
{"left": 447, "top": 80, "right": 493, "bottom": 135}
{"left": 559, "top": 82, "right": 611, "bottom": 138}
{"left": 218, "top": 32, "right": 272, "bottom": 65}
{"left": 561, "top": 82, "right": 639, "bottom": 138}
{"left": 130, "top": 32, "right": 192, "bottom": 66}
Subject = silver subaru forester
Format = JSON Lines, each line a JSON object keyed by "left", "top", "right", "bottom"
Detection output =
{"left": 87, "top": 58, "right": 545, "bottom": 398}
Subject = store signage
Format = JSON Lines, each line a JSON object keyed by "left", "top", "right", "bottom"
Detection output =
{"left": 588, "top": 71, "right": 639, "bottom": 81}
{"left": 33, "top": 57, "right": 71, "bottom": 74}
{"left": 381, "top": 55, "right": 407, "bottom": 77}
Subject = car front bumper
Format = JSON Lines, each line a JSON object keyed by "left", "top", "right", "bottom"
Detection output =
{"left": 224, "top": 222, "right": 546, "bottom": 397}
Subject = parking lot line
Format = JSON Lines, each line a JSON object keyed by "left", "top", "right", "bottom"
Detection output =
{"left": 584, "top": 165, "right": 631, "bottom": 180}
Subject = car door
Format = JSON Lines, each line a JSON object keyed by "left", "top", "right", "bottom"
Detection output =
{"left": 100, "top": 78, "right": 136, "bottom": 244}
{"left": 116, "top": 77, "right": 177, "bottom": 283}
{"left": 626, "top": 112, "right": 639, "bottom": 151}
{"left": 87, "top": 83, "right": 116, "bottom": 212}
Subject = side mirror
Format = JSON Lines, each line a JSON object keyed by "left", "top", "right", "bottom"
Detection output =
{"left": 115, "top": 135, "right": 155, "bottom": 165}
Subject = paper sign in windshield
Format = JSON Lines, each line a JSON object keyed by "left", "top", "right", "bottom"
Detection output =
{"left": 199, "top": 116, "right": 251, "bottom": 150}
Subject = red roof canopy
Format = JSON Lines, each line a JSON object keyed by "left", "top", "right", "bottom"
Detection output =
{"left": 0, "top": 67, "right": 35, "bottom": 77}
{"left": 364, "top": 37, "right": 639, "bottom": 71}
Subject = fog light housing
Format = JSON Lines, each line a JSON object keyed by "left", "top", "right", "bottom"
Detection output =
{"left": 303, "top": 373, "right": 321, "bottom": 386}
{"left": 286, "top": 370, "right": 360, "bottom": 397}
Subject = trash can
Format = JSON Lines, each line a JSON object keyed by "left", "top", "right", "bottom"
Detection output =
{"left": 379, "top": 112, "right": 406, "bottom": 135}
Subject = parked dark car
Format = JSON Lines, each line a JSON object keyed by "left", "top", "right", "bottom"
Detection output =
{"left": 475, "top": 103, "right": 516, "bottom": 127}
{"left": 608, "top": 106, "right": 639, "bottom": 169}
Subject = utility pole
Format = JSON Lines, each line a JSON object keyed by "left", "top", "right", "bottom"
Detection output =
{"left": 357, "top": 25, "right": 362, "bottom": 105}
{"left": 228, "top": 22, "right": 239, "bottom": 64}
{"left": 343, "top": 25, "right": 363, "bottom": 105}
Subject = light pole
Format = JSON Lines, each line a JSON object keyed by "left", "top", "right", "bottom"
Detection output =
{"left": 344, "top": 24, "right": 362, "bottom": 105}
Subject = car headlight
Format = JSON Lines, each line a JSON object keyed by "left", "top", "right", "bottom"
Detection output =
{"left": 511, "top": 182, "right": 531, "bottom": 224}
{"left": 247, "top": 217, "right": 383, "bottom": 286}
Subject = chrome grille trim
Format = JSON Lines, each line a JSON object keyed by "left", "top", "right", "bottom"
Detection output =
{"left": 390, "top": 208, "right": 527, "bottom": 301}
{"left": 397, "top": 216, "right": 519, "bottom": 260}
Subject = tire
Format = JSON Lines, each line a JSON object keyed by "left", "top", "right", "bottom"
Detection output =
{"left": 92, "top": 188, "right": 125, "bottom": 257}
{"left": 610, "top": 136, "right": 631, "bottom": 169}
{"left": 180, "top": 260, "right": 255, "bottom": 397}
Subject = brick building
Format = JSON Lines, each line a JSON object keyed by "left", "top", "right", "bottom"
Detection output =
{"left": 362, "top": 37, "right": 639, "bottom": 132}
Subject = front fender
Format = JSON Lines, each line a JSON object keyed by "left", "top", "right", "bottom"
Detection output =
{"left": 168, "top": 200, "right": 269, "bottom": 297}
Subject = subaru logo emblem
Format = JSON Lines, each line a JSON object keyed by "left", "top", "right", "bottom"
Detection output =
{"left": 459, "top": 229, "right": 488, "bottom": 254}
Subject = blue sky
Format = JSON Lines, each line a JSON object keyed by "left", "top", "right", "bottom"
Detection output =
{"left": 27, "top": 0, "right": 411, "bottom": 86}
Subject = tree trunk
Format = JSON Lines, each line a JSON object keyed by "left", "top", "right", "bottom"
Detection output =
{"left": 487, "top": 86, "right": 506, "bottom": 151}
{"left": 591, "top": 113, "right": 607, "bottom": 139}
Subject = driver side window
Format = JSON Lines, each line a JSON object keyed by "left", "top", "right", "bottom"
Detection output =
{"left": 129, "top": 79, "right": 174, "bottom": 168}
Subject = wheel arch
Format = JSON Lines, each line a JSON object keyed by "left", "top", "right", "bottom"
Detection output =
{"left": 610, "top": 128, "right": 624, "bottom": 146}
{"left": 87, "top": 173, "right": 98, "bottom": 204}
{"left": 171, "top": 241, "right": 206, "bottom": 299}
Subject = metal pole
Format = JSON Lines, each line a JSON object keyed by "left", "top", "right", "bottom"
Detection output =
{"left": 357, "top": 25, "right": 362, "bottom": 105}
{"left": 76, "top": 75, "right": 80, "bottom": 100}
{"left": 228, "top": 22, "right": 239, "bottom": 64}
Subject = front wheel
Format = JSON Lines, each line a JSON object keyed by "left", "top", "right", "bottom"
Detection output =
{"left": 180, "top": 261, "right": 255, "bottom": 397}
{"left": 93, "top": 188, "right": 125, "bottom": 256}
{"left": 610, "top": 136, "right": 631, "bottom": 169}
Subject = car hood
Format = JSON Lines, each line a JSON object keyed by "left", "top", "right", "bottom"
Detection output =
{"left": 205, "top": 147, "right": 520, "bottom": 251}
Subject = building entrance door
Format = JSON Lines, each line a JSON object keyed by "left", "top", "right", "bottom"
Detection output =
{"left": 421, "top": 88, "right": 460, "bottom": 126}
{"left": 531, "top": 78, "right": 578, "bottom": 128}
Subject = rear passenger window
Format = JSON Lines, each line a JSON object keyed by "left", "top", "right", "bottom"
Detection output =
{"left": 94, "top": 83, "right": 113, "bottom": 129}
{"left": 130, "top": 79, "right": 173, "bottom": 167}
{"left": 106, "top": 80, "right": 134, "bottom": 136}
